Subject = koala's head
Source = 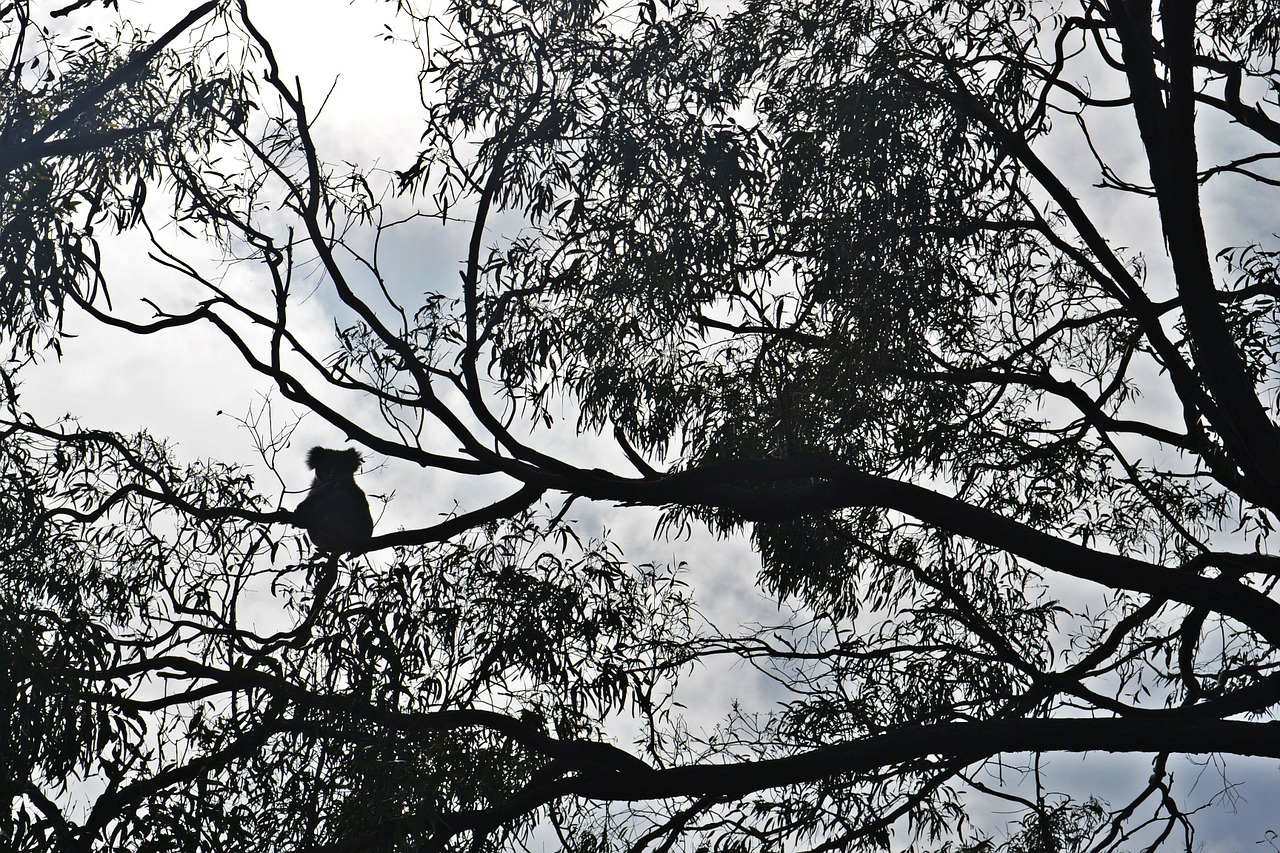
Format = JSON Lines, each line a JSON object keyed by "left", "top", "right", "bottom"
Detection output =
{"left": 306, "top": 447, "right": 363, "bottom": 482}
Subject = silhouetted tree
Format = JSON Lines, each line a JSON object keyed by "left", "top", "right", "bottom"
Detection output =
{"left": 9, "top": 0, "right": 1280, "bottom": 850}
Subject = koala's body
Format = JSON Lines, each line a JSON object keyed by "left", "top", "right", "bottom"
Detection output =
{"left": 292, "top": 447, "right": 373, "bottom": 554}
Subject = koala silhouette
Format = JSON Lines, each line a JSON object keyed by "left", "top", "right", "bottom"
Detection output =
{"left": 292, "top": 447, "right": 373, "bottom": 554}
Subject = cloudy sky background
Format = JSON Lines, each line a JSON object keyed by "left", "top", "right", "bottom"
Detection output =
{"left": 16, "top": 0, "right": 1280, "bottom": 848}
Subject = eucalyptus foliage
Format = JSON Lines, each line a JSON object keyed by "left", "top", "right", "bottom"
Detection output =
{"left": 7, "top": 0, "right": 1280, "bottom": 850}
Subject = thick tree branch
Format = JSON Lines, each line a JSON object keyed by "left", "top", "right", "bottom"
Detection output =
{"left": 552, "top": 717, "right": 1280, "bottom": 801}
{"left": 1109, "top": 0, "right": 1280, "bottom": 494}
{"left": 518, "top": 455, "right": 1280, "bottom": 646}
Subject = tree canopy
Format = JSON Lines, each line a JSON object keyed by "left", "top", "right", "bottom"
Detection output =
{"left": 6, "top": 0, "right": 1280, "bottom": 850}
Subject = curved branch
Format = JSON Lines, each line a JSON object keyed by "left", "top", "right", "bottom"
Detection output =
{"left": 517, "top": 455, "right": 1280, "bottom": 647}
{"left": 358, "top": 483, "right": 545, "bottom": 551}
{"left": 553, "top": 717, "right": 1280, "bottom": 801}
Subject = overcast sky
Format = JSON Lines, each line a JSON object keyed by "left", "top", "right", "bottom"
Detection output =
{"left": 17, "top": 0, "right": 1280, "bottom": 848}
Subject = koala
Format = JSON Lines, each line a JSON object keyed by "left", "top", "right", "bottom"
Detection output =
{"left": 291, "top": 447, "right": 373, "bottom": 554}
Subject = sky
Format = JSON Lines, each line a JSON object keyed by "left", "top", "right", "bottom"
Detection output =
{"left": 15, "top": 0, "right": 1280, "bottom": 849}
